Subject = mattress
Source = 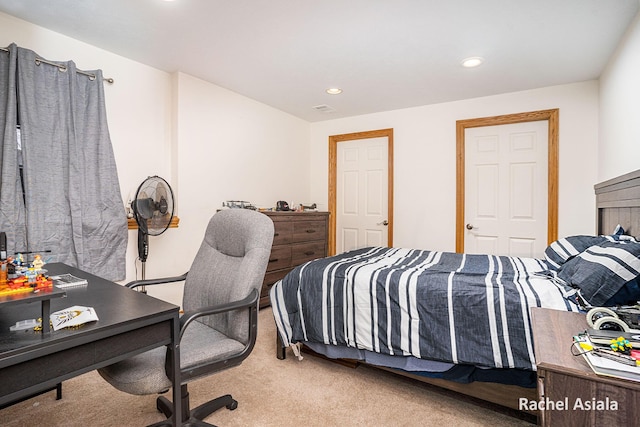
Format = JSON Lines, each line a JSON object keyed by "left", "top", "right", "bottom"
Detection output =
{"left": 271, "top": 247, "right": 580, "bottom": 371}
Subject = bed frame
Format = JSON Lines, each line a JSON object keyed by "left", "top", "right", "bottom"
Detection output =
{"left": 595, "top": 168, "right": 640, "bottom": 238}
{"left": 274, "top": 168, "right": 640, "bottom": 419}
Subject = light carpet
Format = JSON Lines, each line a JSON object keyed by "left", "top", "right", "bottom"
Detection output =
{"left": 0, "top": 309, "right": 535, "bottom": 426}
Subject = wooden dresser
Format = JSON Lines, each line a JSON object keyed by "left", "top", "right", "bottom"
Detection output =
{"left": 259, "top": 211, "right": 329, "bottom": 308}
{"left": 532, "top": 307, "right": 640, "bottom": 426}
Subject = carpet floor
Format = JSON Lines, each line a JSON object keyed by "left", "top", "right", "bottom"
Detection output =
{"left": 0, "top": 308, "right": 536, "bottom": 426}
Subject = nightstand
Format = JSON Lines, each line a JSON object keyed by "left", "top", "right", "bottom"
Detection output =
{"left": 532, "top": 307, "right": 640, "bottom": 425}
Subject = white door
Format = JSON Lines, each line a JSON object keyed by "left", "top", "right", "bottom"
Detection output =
{"left": 464, "top": 121, "right": 548, "bottom": 258}
{"left": 336, "top": 137, "right": 388, "bottom": 253}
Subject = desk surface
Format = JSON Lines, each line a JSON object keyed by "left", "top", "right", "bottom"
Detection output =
{"left": 0, "top": 263, "right": 177, "bottom": 358}
{"left": 0, "top": 263, "right": 181, "bottom": 425}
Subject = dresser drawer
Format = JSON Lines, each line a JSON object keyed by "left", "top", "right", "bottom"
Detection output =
{"left": 267, "top": 246, "right": 291, "bottom": 271}
{"left": 260, "top": 211, "right": 329, "bottom": 309}
{"left": 263, "top": 268, "right": 291, "bottom": 287}
{"left": 261, "top": 268, "right": 293, "bottom": 300}
{"left": 292, "top": 220, "right": 326, "bottom": 243}
{"left": 292, "top": 241, "right": 326, "bottom": 265}
{"left": 272, "top": 221, "right": 293, "bottom": 245}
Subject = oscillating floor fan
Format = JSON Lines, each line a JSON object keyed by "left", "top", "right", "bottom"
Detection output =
{"left": 132, "top": 175, "right": 175, "bottom": 291}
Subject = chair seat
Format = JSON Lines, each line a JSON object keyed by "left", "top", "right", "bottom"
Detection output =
{"left": 181, "top": 321, "right": 246, "bottom": 372}
{"left": 98, "top": 209, "right": 275, "bottom": 425}
{"left": 99, "top": 321, "right": 245, "bottom": 396}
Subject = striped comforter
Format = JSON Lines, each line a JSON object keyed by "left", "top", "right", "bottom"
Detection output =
{"left": 271, "top": 247, "right": 580, "bottom": 371}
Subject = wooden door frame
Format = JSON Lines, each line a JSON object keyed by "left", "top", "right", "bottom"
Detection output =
{"left": 328, "top": 128, "right": 394, "bottom": 256}
{"left": 455, "top": 109, "right": 559, "bottom": 253}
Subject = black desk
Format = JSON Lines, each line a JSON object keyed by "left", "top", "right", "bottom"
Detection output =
{"left": 0, "top": 263, "right": 182, "bottom": 426}
{"left": 0, "top": 281, "right": 66, "bottom": 333}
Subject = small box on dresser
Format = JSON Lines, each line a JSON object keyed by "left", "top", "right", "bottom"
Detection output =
{"left": 260, "top": 211, "right": 329, "bottom": 308}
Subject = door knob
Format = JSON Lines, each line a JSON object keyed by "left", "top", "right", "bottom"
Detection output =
{"left": 378, "top": 220, "right": 389, "bottom": 226}
{"left": 466, "top": 223, "right": 474, "bottom": 230}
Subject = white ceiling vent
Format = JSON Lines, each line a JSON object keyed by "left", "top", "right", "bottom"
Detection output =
{"left": 312, "top": 104, "right": 336, "bottom": 113}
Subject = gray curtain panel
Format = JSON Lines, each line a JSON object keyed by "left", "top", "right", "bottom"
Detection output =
{"left": 0, "top": 44, "right": 27, "bottom": 253}
{"left": 0, "top": 44, "right": 127, "bottom": 280}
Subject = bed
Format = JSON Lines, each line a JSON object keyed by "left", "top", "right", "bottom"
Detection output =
{"left": 270, "top": 169, "right": 640, "bottom": 415}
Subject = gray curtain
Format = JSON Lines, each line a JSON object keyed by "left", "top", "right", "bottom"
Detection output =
{"left": 0, "top": 44, "right": 27, "bottom": 254}
{"left": 0, "top": 43, "right": 127, "bottom": 280}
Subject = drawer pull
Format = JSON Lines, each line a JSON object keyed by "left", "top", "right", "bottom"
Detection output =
{"left": 306, "top": 229, "right": 316, "bottom": 233}
{"left": 269, "top": 258, "right": 279, "bottom": 263}
{"left": 304, "top": 251, "right": 315, "bottom": 256}
{"left": 274, "top": 232, "right": 279, "bottom": 237}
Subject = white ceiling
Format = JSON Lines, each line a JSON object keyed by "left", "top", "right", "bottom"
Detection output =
{"left": 0, "top": 0, "right": 638, "bottom": 122}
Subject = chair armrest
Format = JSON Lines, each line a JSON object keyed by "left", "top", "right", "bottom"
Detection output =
{"left": 179, "top": 288, "right": 259, "bottom": 340}
{"left": 125, "top": 273, "right": 189, "bottom": 289}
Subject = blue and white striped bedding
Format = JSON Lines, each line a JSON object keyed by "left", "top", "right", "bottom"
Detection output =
{"left": 554, "top": 240, "right": 640, "bottom": 306}
{"left": 544, "top": 231, "right": 636, "bottom": 269}
{"left": 271, "top": 247, "right": 581, "bottom": 371}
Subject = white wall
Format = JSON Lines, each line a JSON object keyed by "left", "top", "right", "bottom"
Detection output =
{"left": 4, "top": 8, "right": 638, "bottom": 306}
{"left": 0, "top": 12, "right": 311, "bottom": 306}
{"left": 0, "top": 12, "right": 175, "bottom": 282}
{"left": 599, "top": 11, "right": 640, "bottom": 182}
{"left": 144, "top": 72, "right": 310, "bottom": 304}
{"left": 310, "top": 81, "right": 600, "bottom": 252}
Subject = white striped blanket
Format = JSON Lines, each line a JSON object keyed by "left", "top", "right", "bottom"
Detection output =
{"left": 271, "top": 247, "right": 580, "bottom": 371}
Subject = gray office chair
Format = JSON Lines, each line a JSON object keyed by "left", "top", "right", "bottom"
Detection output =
{"left": 98, "top": 209, "right": 274, "bottom": 427}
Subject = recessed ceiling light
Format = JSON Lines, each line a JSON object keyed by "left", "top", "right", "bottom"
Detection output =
{"left": 461, "top": 57, "right": 484, "bottom": 68}
{"left": 326, "top": 88, "right": 342, "bottom": 95}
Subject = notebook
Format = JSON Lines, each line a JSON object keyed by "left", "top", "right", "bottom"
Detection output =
{"left": 51, "top": 273, "right": 88, "bottom": 288}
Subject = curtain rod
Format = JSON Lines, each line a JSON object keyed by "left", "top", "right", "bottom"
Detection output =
{"left": 0, "top": 46, "right": 114, "bottom": 84}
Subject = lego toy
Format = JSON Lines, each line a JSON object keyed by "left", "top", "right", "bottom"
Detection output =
{"left": 610, "top": 336, "right": 633, "bottom": 354}
{"left": 32, "top": 254, "right": 45, "bottom": 272}
{"left": 0, "top": 253, "right": 53, "bottom": 297}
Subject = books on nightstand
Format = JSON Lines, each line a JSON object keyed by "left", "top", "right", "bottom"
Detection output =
{"left": 587, "top": 328, "right": 640, "bottom": 348}
{"left": 573, "top": 335, "right": 640, "bottom": 382}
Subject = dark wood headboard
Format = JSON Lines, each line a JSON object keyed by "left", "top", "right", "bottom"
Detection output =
{"left": 595, "top": 169, "right": 640, "bottom": 236}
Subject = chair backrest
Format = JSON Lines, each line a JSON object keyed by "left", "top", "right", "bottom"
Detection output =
{"left": 182, "top": 209, "right": 274, "bottom": 342}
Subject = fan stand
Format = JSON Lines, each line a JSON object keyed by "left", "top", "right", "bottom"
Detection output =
{"left": 131, "top": 175, "right": 175, "bottom": 292}
{"left": 140, "top": 262, "right": 147, "bottom": 293}
{"left": 137, "top": 225, "right": 149, "bottom": 293}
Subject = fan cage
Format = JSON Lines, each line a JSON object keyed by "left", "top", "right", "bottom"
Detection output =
{"left": 132, "top": 175, "right": 175, "bottom": 236}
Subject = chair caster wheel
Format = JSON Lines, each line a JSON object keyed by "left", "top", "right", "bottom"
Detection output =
{"left": 226, "top": 399, "right": 238, "bottom": 411}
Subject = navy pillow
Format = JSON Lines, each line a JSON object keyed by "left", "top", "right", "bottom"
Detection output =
{"left": 556, "top": 240, "right": 640, "bottom": 306}
{"left": 545, "top": 235, "right": 610, "bottom": 269}
{"left": 603, "top": 277, "right": 640, "bottom": 306}
{"left": 544, "top": 226, "right": 637, "bottom": 270}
